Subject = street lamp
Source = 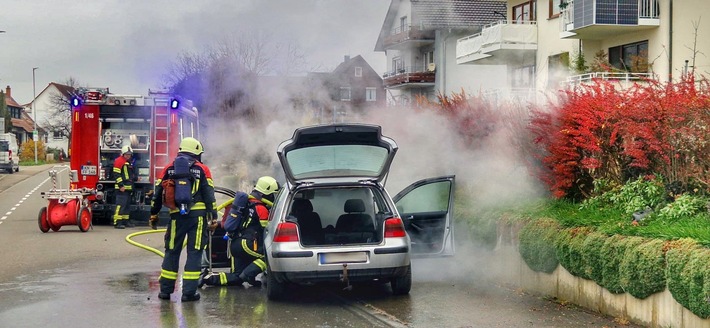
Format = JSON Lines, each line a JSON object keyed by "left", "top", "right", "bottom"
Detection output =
{"left": 32, "top": 67, "right": 38, "bottom": 164}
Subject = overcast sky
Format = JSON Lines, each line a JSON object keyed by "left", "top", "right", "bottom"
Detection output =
{"left": 1, "top": 0, "right": 390, "bottom": 103}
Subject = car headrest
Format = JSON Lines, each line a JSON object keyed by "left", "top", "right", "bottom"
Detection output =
{"left": 344, "top": 199, "right": 365, "bottom": 213}
{"left": 291, "top": 198, "right": 313, "bottom": 214}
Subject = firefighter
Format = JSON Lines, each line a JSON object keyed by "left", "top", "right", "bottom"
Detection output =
{"left": 150, "top": 137, "right": 218, "bottom": 302}
{"left": 112, "top": 145, "right": 135, "bottom": 229}
{"left": 200, "top": 176, "right": 279, "bottom": 288}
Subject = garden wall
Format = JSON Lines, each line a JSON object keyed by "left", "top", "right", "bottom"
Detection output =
{"left": 492, "top": 226, "right": 710, "bottom": 328}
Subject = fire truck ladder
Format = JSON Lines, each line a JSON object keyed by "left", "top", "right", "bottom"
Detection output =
{"left": 152, "top": 105, "right": 170, "bottom": 179}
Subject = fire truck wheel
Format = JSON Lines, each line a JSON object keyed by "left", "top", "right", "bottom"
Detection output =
{"left": 77, "top": 207, "right": 92, "bottom": 232}
{"left": 38, "top": 207, "right": 50, "bottom": 233}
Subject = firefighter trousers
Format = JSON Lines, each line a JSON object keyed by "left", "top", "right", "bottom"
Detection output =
{"left": 159, "top": 211, "right": 208, "bottom": 296}
{"left": 210, "top": 236, "right": 266, "bottom": 286}
{"left": 112, "top": 190, "right": 131, "bottom": 226}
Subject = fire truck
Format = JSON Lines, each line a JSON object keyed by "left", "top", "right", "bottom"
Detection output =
{"left": 68, "top": 88, "right": 200, "bottom": 224}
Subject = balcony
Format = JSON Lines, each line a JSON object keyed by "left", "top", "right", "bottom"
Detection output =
{"left": 383, "top": 66, "right": 435, "bottom": 89}
{"left": 560, "top": 0, "right": 660, "bottom": 39}
{"left": 382, "top": 25, "right": 435, "bottom": 50}
{"left": 456, "top": 21, "right": 537, "bottom": 65}
{"left": 562, "top": 71, "right": 657, "bottom": 88}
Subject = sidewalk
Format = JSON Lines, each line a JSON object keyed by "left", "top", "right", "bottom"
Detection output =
{"left": 20, "top": 163, "right": 63, "bottom": 175}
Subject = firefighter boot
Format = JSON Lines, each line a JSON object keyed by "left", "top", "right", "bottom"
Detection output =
{"left": 114, "top": 220, "right": 126, "bottom": 229}
{"left": 239, "top": 264, "right": 263, "bottom": 287}
{"left": 181, "top": 292, "right": 201, "bottom": 302}
{"left": 125, "top": 219, "right": 135, "bottom": 228}
{"left": 158, "top": 292, "right": 171, "bottom": 300}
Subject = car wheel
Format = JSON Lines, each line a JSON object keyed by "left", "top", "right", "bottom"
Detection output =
{"left": 266, "top": 268, "right": 287, "bottom": 301}
{"left": 8, "top": 167, "right": 13, "bottom": 174}
{"left": 390, "top": 264, "right": 412, "bottom": 295}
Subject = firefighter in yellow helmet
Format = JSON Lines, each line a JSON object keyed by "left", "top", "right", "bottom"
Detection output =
{"left": 200, "top": 176, "right": 279, "bottom": 288}
{"left": 112, "top": 145, "right": 135, "bottom": 229}
{"left": 150, "top": 137, "right": 218, "bottom": 302}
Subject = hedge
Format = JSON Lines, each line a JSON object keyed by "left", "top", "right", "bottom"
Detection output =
{"left": 517, "top": 221, "right": 710, "bottom": 318}
{"left": 518, "top": 219, "right": 559, "bottom": 273}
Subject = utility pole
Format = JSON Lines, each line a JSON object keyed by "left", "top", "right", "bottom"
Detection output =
{"left": 33, "top": 67, "right": 38, "bottom": 164}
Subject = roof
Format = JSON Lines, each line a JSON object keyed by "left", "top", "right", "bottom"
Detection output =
{"left": 412, "top": 0, "right": 506, "bottom": 28}
{"left": 28, "top": 82, "right": 76, "bottom": 107}
{"left": 11, "top": 117, "right": 34, "bottom": 133}
{"left": 332, "top": 55, "right": 380, "bottom": 80}
{"left": 375, "top": 0, "right": 506, "bottom": 51}
{"left": 4, "top": 93, "right": 22, "bottom": 108}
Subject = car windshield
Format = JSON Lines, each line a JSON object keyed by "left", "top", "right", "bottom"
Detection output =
{"left": 285, "top": 144, "right": 388, "bottom": 179}
{"left": 0, "top": 141, "right": 8, "bottom": 151}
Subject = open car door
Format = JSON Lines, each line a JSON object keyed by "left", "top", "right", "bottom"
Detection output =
{"left": 393, "top": 175, "right": 455, "bottom": 257}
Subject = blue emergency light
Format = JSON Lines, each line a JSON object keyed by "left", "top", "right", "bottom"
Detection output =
{"left": 170, "top": 99, "right": 180, "bottom": 109}
{"left": 71, "top": 97, "right": 81, "bottom": 107}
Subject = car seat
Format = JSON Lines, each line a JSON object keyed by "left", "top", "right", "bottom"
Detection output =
{"left": 290, "top": 198, "right": 323, "bottom": 245}
{"left": 336, "top": 199, "right": 374, "bottom": 234}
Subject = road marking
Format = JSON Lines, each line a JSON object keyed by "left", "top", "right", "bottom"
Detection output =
{"left": 0, "top": 216, "right": 6, "bottom": 220}
{"left": 4, "top": 212, "right": 10, "bottom": 215}
{"left": 10, "top": 207, "right": 16, "bottom": 211}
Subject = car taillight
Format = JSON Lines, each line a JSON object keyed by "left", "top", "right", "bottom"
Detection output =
{"left": 273, "top": 222, "right": 299, "bottom": 242}
{"left": 8, "top": 150, "right": 11, "bottom": 160}
{"left": 384, "top": 217, "right": 406, "bottom": 238}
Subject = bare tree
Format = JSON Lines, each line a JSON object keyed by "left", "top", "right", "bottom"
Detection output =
{"left": 685, "top": 18, "right": 705, "bottom": 76}
{"left": 44, "top": 77, "right": 81, "bottom": 148}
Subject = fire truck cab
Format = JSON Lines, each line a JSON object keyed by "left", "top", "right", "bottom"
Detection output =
{"left": 69, "top": 88, "right": 199, "bottom": 224}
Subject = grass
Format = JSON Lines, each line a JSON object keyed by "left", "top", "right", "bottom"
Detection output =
{"left": 519, "top": 199, "right": 710, "bottom": 247}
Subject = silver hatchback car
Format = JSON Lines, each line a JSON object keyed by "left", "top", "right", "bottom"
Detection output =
{"left": 264, "top": 123, "right": 455, "bottom": 300}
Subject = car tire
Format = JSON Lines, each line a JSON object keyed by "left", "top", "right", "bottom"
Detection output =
{"left": 266, "top": 268, "right": 287, "bottom": 301}
{"left": 390, "top": 264, "right": 412, "bottom": 295}
{"left": 8, "top": 167, "right": 13, "bottom": 174}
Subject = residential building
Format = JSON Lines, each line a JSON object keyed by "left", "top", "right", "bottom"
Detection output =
{"left": 376, "top": 0, "right": 508, "bottom": 105}
{"left": 306, "top": 55, "right": 385, "bottom": 122}
{"left": 27, "top": 82, "right": 75, "bottom": 155}
{"left": 2, "top": 85, "right": 41, "bottom": 146}
{"left": 456, "top": 0, "right": 710, "bottom": 101}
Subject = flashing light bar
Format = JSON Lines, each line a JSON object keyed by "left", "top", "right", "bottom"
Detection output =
{"left": 71, "top": 97, "right": 82, "bottom": 107}
{"left": 170, "top": 99, "right": 180, "bottom": 109}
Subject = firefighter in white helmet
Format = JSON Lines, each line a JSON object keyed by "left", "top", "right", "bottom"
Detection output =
{"left": 112, "top": 145, "right": 135, "bottom": 229}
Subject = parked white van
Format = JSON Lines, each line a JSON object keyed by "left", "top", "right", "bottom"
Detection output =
{"left": 0, "top": 133, "right": 20, "bottom": 173}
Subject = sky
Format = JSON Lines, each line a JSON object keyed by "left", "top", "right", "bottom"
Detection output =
{"left": 0, "top": 0, "right": 390, "bottom": 103}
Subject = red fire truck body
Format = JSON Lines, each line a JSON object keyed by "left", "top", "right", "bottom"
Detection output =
{"left": 69, "top": 88, "right": 199, "bottom": 224}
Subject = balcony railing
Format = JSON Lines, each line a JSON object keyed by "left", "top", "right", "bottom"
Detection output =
{"left": 561, "top": 0, "right": 660, "bottom": 39}
{"left": 383, "top": 66, "right": 435, "bottom": 88}
{"left": 563, "top": 72, "right": 656, "bottom": 86}
{"left": 382, "top": 25, "right": 435, "bottom": 48}
{"left": 457, "top": 20, "right": 537, "bottom": 64}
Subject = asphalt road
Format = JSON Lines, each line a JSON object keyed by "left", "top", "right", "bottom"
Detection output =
{"left": 0, "top": 164, "right": 644, "bottom": 327}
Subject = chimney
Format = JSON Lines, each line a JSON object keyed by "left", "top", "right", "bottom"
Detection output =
{"left": 5, "top": 85, "right": 10, "bottom": 98}
{"left": 344, "top": 55, "right": 350, "bottom": 62}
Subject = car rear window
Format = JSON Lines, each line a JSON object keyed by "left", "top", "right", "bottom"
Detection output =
{"left": 0, "top": 141, "right": 8, "bottom": 151}
{"left": 285, "top": 145, "right": 388, "bottom": 179}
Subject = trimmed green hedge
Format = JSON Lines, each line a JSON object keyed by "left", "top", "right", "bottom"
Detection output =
{"left": 517, "top": 220, "right": 710, "bottom": 318}
{"left": 555, "top": 227, "right": 594, "bottom": 280}
{"left": 619, "top": 238, "right": 666, "bottom": 299}
{"left": 518, "top": 219, "right": 559, "bottom": 273}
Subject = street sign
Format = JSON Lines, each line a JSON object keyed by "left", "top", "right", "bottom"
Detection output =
{"left": 33, "top": 130, "right": 38, "bottom": 141}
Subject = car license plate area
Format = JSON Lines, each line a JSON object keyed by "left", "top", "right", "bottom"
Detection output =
{"left": 319, "top": 251, "right": 368, "bottom": 264}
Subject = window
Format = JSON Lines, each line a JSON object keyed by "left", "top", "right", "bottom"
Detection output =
{"left": 549, "top": 0, "right": 563, "bottom": 18}
{"left": 355, "top": 67, "right": 362, "bottom": 77}
{"left": 512, "top": 65, "right": 535, "bottom": 88}
{"left": 547, "top": 53, "right": 568, "bottom": 88}
{"left": 513, "top": 1, "right": 536, "bottom": 23}
{"left": 423, "top": 50, "right": 434, "bottom": 71}
{"left": 400, "top": 16, "right": 407, "bottom": 33}
{"left": 366, "top": 88, "right": 376, "bottom": 102}
{"left": 392, "top": 57, "right": 404, "bottom": 74}
{"left": 53, "top": 130, "right": 63, "bottom": 139}
{"left": 340, "top": 87, "right": 351, "bottom": 101}
{"left": 609, "top": 41, "right": 649, "bottom": 72}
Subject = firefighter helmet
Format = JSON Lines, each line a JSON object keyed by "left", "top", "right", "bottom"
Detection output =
{"left": 121, "top": 145, "right": 133, "bottom": 155}
{"left": 179, "top": 137, "right": 204, "bottom": 155}
{"left": 254, "top": 176, "right": 279, "bottom": 196}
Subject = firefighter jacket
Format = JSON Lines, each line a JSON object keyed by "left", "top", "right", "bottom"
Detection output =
{"left": 113, "top": 155, "right": 134, "bottom": 191}
{"left": 235, "top": 195, "right": 270, "bottom": 239}
{"left": 150, "top": 154, "right": 217, "bottom": 218}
